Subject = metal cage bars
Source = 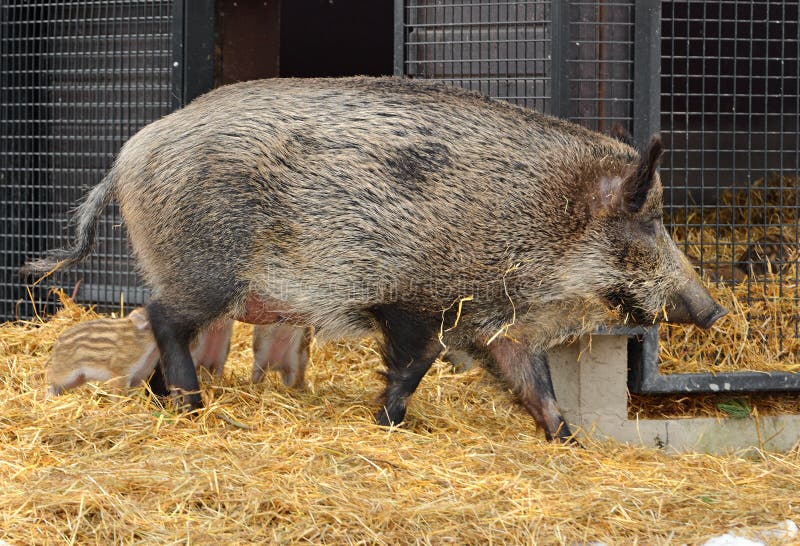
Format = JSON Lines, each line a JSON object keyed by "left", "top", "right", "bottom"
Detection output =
{"left": 0, "top": 0, "right": 215, "bottom": 321}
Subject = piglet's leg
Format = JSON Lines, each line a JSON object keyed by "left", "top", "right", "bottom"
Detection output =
{"left": 48, "top": 368, "right": 109, "bottom": 396}
{"left": 252, "top": 324, "right": 311, "bottom": 388}
{"left": 191, "top": 319, "right": 234, "bottom": 379}
{"left": 487, "top": 338, "right": 575, "bottom": 443}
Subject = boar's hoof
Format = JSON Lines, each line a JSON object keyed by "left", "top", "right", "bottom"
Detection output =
{"left": 559, "top": 432, "right": 583, "bottom": 448}
{"left": 548, "top": 419, "right": 581, "bottom": 446}
{"left": 168, "top": 390, "right": 204, "bottom": 414}
{"left": 147, "top": 369, "right": 204, "bottom": 413}
{"left": 376, "top": 405, "right": 405, "bottom": 427}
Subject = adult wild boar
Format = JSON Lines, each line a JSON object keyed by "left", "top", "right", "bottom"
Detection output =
{"left": 25, "top": 77, "right": 727, "bottom": 442}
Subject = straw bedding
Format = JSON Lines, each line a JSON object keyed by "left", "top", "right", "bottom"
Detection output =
{"left": 629, "top": 392, "right": 800, "bottom": 420}
{"left": 660, "top": 176, "right": 800, "bottom": 375}
{"left": 2, "top": 297, "right": 799, "bottom": 544}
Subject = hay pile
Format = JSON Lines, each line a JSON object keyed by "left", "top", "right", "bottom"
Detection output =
{"left": 660, "top": 176, "right": 800, "bottom": 374}
{"left": 2, "top": 298, "right": 800, "bottom": 544}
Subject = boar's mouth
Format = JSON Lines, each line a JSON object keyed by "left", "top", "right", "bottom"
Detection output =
{"left": 602, "top": 285, "right": 728, "bottom": 328}
{"left": 600, "top": 287, "right": 651, "bottom": 324}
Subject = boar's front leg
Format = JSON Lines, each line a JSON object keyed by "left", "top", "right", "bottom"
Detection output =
{"left": 484, "top": 338, "right": 575, "bottom": 443}
{"left": 146, "top": 301, "right": 203, "bottom": 411}
{"left": 372, "top": 304, "right": 443, "bottom": 427}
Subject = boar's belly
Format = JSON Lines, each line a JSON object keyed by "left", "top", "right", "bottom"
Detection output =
{"left": 238, "top": 294, "right": 308, "bottom": 325}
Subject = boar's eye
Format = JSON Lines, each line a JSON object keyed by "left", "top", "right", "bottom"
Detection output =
{"left": 640, "top": 215, "right": 661, "bottom": 237}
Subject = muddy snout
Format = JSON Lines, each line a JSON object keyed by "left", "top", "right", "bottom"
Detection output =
{"left": 665, "top": 280, "right": 728, "bottom": 328}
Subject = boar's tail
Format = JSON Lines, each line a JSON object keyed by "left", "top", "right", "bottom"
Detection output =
{"left": 21, "top": 171, "right": 117, "bottom": 276}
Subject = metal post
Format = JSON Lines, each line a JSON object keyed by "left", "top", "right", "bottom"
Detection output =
{"left": 183, "top": 0, "right": 216, "bottom": 105}
{"left": 394, "top": 0, "right": 405, "bottom": 77}
{"left": 170, "top": 0, "right": 185, "bottom": 109}
{"left": 549, "top": 0, "right": 570, "bottom": 118}
{"left": 632, "top": 0, "right": 661, "bottom": 149}
{"left": 628, "top": 0, "right": 662, "bottom": 389}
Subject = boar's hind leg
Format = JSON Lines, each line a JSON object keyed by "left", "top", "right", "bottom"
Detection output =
{"left": 146, "top": 301, "right": 204, "bottom": 411}
{"left": 372, "top": 305, "right": 442, "bottom": 427}
{"left": 484, "top": 339, "right": 576, "bottom": 443}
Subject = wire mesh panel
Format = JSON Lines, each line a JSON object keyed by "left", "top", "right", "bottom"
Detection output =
{"left": 566, "top": 1, "right": 634, "bottom": 134}
{"left": 0, "top": 1, "right": 175, "bottom": 321}
{"left": 660, "top": 0, "right": 800, "bottom": 372}
{"left": 402, "top": 0, "right": 552, "bottom": 112}
{"left": 401, "top": 1, "right": 636, "bottom": 135}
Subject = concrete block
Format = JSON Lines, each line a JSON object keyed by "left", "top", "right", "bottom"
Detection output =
{"left": 547, "top": 342, "right": 581, "bottom": 423}
{"left": 548, "top": 335, "right": 800, "bottom": 453}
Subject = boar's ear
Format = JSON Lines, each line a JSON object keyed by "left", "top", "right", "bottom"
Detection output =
{"left": 128, "top": 308, "right": 151, "bottom": 331}
{"left": 610, "top": 123, "right": 634, "bottom": 147}
{"left": 622, "top": 134, "right": 663, "bottom": 213}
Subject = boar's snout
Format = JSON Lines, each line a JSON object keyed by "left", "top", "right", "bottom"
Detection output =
{"left": 665, "top": 279, "right": 728, "bottom": 329}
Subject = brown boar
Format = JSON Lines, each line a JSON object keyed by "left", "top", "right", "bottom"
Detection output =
{"left": 26, "top": 77, "right": 726, "bottom": 442}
